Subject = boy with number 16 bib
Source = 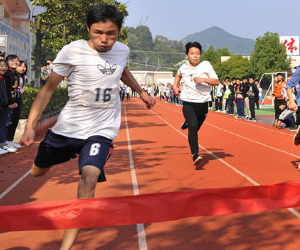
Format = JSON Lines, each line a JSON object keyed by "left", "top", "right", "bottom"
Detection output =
{"left": 173, "top": 42, "right": 219, "bottom": 166}
{"left": 20, "top": 5, "right": 155, "bottom": 250}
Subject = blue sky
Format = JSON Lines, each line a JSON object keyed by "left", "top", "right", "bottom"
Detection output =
{"left": 124, "top": 0, "right": 299, "bottom": 41}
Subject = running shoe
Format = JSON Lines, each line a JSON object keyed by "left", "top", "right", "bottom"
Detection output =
{"left": 0, "top": 147, "right": 8, "bottom": 155}
{"left": 1, "top": 144, "right": 17, "bottom": 153}
{"left": 193, "top": 154, "right": 203, "bottom": 165}
{"left": 294, "top": 126, "right": 300, "bottom": 146}
{"left": 7, "top": 141, "right": 22, "bottom": 149}
{"left": 289, "top": 127, "right": 298, "bottom": 131}
{"left": 248, "top": 118, "right": 256, "bottom": 122}
{"left": 181, "top": 121, "right": 188, "bottom": 130}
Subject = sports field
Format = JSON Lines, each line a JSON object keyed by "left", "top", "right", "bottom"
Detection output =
{"left": 1, "top": 97, "right": 300, "bottom": 250}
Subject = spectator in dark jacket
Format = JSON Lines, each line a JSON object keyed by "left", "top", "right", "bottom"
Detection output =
{"left": 0, "top": 59, "right": 17, "bottom": 154}
{"left": 226, "top": 80, "right": 235, "bottom": 115}
{"left": 235, "top": 78, "right": 246, "bottom": 118}
{"left": 248, "top": 76, "right": 259, "bottom": 122}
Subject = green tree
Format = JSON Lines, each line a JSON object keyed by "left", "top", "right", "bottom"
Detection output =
{"left": 30, "top": 0, "right": 128, "bottom": 86}
{"left": 127, "top": 34, "right": 140, "bottom": 50}
{"left": 249, "top": 32, "right": 291, "bottom": 79}
{"left": 201, "top": 46, "right": 231, "bottom": 66}
{"left": 215, "top": 55, "right": 250, "bottom": 80}
{"left": 134, "top": 25, "right": 153, "bottom": 51}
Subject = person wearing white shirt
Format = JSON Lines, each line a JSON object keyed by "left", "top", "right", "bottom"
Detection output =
{"left": 173, "top": 42, "right": 219, "bottom": 166}
{"left": 126, "top": 85, "right": 131, "bottom": 100}
{"left": 20, "top": 5, "right": 155, "bottom": 249}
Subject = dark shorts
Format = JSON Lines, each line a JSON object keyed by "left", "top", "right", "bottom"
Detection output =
{"left": 34, "top": 130, "right": 114, "bottom": 182}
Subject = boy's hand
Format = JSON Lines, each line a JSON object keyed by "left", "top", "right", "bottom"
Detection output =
{"left": 8, "top": 103, "right": 18, "bottom": 109}
{"left": 141, "top": 91, "right": 156, "bottom": 109}
{"left": 20, "top": 128, "right": 36, "bottom": 147}
{"left": 287, "top": 100, "right": 298, "bottom": 111}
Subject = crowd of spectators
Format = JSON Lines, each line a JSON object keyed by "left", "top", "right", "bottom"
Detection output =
{"left": 0, "top": 51, "right": 29, "bottom": 155}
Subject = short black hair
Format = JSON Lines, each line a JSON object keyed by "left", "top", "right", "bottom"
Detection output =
{"left": 0, "top": 59, "right": 8, "bottom": 67}
{"left": 185, "top": 42, "right": 202, "bottom": 55}
{"left": 6, "top": 54, "right": 19, "bottom": 61}
{"left": 87, "top": 4, "right": 124, "bottom": 31}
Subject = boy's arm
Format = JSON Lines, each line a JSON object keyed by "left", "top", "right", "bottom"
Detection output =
{"left": 252, "top": 84, "right": 259, "bottom": 96}
{"left": 121, "top": 68, "right": 155, "bottom": 109}
{"left": 20, "top": 72, "right": 64, "bottom": 146}
{"left": 193, "top": 77, "right": 219, "bottom": 86}
{"left": 286, "top": 67, "right": 300, "bottom": 111}
{"left": 173, "top": 73, "right": 182, "bottom": 95}
{"left": 287, "top": 88, "right": 298, "bottom": 111}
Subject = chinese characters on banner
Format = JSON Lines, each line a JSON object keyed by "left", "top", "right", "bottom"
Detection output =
{"left": 280, "top": 36, "right": 299, "bottom": 56}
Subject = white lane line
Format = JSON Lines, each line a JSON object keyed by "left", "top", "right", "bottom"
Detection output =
{"left": 148, "top": 108, "right": 259, "bottom": 186}
{"left": 123, "top": 104, "right": 148, "bottom": 250}
{"left": 0, "top": 170, "right": 31, "bottom": 200}
{"left": 206, "top": 123, "right": 300, "bottom": 159}
{"left": 144, "top": 102, "right": 300, "bottom": 219}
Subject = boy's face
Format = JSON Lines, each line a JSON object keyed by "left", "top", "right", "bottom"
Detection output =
{"left": 249, "top": 78, "right": 254, "bottom": 84}
{"left": 8, "top": 58, "right": 19, "bottom": 70}
{"left": 236, "top": 80, "right": 240, "bottom": 85}
{"left": 87, "top": 20, "right": 119, "bottom": 52}
{"left": 0, "top": 61, "right": 8, "bottom": 75}
{"left": 186, "top": 47, "right": 201, "bottom": 67}
{"left": 277, "top": 75, "right": 283, "bottom": 81}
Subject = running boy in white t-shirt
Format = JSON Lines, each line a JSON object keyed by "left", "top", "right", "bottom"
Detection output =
{"left": 173, "top": 42, "right": 219, "bottom": 166}
{"left": 20, "top": 5, "right": 155, "bottom": 250}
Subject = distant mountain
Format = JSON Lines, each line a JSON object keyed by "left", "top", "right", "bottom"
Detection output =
{"left": 182, "top": 26, "right": 255, "bottom": 55}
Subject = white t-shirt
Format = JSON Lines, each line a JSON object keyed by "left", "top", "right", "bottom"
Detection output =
{"left": 178, "top": 61, "right": 218, "bottom": 103}
{"left": 216, "top": 82, "right": 223, "bottom": 97}
{"left": 51, "top": 40, "right": 129, "bottom": 140}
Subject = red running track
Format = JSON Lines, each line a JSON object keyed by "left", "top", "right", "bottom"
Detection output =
{"left": 1, "top": 97, "right": 300, "bottom": 250}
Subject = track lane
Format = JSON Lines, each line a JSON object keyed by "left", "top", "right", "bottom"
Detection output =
{"left": 1, "top": 98, "right": 300, "bottom": 249}
{"left": 125, "top": 99, "right": 300, "bottom": 250}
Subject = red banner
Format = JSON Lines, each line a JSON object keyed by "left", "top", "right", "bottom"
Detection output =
{"left": 1, "top": 181, "right": 300, "bottom": 231}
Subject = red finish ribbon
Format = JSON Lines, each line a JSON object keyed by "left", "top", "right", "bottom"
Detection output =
{"left": 1, "top": 181, "right": 300, "bottom": 231}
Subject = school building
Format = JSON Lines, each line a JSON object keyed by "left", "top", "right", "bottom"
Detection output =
{"left": 0, "top": 0, "right": 33, "bottom": 78}
{"left": 130, "top": 71, "right": 174, "bottom": 86}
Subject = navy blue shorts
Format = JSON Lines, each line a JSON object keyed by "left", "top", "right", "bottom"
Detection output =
{"left": 34, "top": 130, "right": 114, "bottom": 182}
